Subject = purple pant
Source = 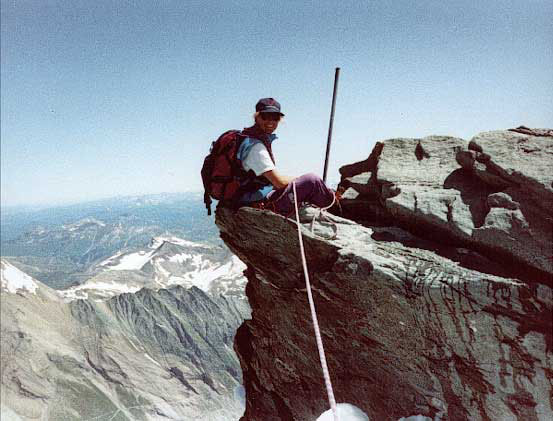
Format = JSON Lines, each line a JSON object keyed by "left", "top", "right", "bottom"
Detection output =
{"left": 266, "top": 173, "right": 334, "bottom": 216}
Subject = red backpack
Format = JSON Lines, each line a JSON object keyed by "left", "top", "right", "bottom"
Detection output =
{"left": 201, "top": 130, "right": 248, "bottom": 215}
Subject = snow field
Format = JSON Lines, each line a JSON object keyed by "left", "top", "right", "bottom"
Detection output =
{"left": 0, "top": 261, "right": 38, "bottom": 294}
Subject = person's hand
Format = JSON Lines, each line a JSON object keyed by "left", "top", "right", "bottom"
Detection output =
{"left": 263, "top": 170, "right": 294, "bottom": 189}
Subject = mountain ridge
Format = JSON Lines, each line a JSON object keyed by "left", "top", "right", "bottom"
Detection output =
{"left": 58, "top": 235, "right": 246, "bottom": 301}
{"left": 1, "top": 192, "right": 219, "bottom": 288}
{"left": 1, "top": 258, "right": 250, "bottom": 420}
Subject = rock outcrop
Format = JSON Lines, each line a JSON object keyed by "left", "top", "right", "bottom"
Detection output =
{"left": 216, "top": 130, "right": 553, "bottom": 420}
{"left": 339, "top": 131, "right": 552, "bottom": 281}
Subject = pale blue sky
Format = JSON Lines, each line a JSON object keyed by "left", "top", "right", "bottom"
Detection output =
{"left": 1, "top": 0, "right": 552, "bottom": 206}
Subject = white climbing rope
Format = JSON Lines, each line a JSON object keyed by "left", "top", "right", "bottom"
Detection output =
{"left": 308, "top": 191, "right": 338, "bottom": 239}
{"left": 292, "top": 181, "right": 339, "bottom": 421}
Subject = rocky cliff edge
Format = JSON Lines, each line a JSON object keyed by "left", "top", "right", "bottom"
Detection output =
{"left": 216, "top": 129, "right": 553, "bottom": 421}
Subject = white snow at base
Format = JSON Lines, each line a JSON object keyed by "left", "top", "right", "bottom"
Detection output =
{"left": 316, "top": 403, "right": 369, "bottom": 421}
{"left": 316, "top": 403, "right": 433, "bottom": 421}
{"left": 0, "top": 261, "right": 38, "bottom": 294}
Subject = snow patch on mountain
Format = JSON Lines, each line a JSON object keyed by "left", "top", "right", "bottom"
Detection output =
{"left": 60, "top": 235, "right": 247, "bottom": 301}
{"left": 61, "top": 279, "right": 142, "bottom": 301}
{"left": 150, "top": 235, "right": 205, "bottom": 249}
{"left": 1, "top": 260, "right": 39, "bottom": 294}
{"left": 165, "top": 254, "right": 245, "bottom": 291}
{"left": 99, "top": 251, "right": 123, "bottom": 266}
{"left": 102, "top": 236, "right": 210, "bottom": 271}
{"left": 154, "top": 259, "right": 172, "bottom": 280}
{"left": 168, "top": 253, "right": 196, "bottom": 263}
{"left": 104, "top": 249, "right": 156, "bottom": 270}
{"left": 62, "top": 217, "right": 106, "bottom": 231}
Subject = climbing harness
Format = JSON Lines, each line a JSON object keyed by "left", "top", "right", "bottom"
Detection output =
{"left": 292, "top": 181, "right": 339, "bottom": 421}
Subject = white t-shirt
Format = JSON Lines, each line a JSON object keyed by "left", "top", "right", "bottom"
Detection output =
{"left": 242, "top": 142, "right": 275, "bottom": 176}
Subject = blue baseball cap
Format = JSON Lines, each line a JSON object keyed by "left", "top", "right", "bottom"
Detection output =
{"left": 256, "top": 98, "right": 284, "bottom": 116}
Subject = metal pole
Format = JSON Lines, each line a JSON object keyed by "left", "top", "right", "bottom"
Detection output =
{"left": 323, "top": 67, "right": 340, "bottom": 184}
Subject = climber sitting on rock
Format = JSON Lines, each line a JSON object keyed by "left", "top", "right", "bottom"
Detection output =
{"left": 236, "top": 98, "right": 336, "bottom": 216}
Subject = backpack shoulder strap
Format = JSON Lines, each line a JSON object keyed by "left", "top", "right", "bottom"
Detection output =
{"left": 238, "top": 136, "right": 275, "bottom": 164}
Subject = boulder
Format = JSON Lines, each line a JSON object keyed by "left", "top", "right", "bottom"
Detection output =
{"left": 337, "top": 131, "right": 553, "bottom": 280}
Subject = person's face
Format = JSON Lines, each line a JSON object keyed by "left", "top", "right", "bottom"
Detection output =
{"left": 256, "top": 112, "right": 281, "bottom": 134}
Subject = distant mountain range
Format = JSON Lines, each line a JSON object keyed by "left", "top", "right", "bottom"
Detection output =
{"left": 61, "top": 235, "right": 247, "bottom": 301}
{"left": 1, "top": 193, "right": 251, "bottom": 420}
{"left": 1, "top": 192, "right": 221, "bottom": 289}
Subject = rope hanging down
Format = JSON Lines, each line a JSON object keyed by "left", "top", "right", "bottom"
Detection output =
{"left": 292, "top": 181, "right": 339, "bottom": 421}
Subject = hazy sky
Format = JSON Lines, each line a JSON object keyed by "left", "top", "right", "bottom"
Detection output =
{"left": 1, "top": 0, "right": 552, "bottom": 206}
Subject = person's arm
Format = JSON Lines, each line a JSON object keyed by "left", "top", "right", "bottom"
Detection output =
{"left": 263, "top": 169, "right": 295, "bottom": 189}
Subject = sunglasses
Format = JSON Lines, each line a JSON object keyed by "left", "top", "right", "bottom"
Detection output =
{"left": 260, "top": 113, "right": 281, "bottom": 121}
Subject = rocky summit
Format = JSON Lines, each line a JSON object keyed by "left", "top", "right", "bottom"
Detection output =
{"left": 215, "top": 129, "right": 553, "bottom": 421}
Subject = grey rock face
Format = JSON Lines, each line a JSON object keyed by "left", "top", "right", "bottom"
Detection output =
{"left": 338, "top": 131, "right": 553, "bottom": 280}
{"left": 456, "top": 131, "right": 553, "bottom": 275}
{"left": 215, "top": 129, "right": 553, "bottom": 421}
{"left": 1, "top": 260, "right": 250, "bottom": 420}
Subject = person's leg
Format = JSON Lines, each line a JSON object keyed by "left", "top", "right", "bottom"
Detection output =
{"left": 267, "top": 173, "right": 334, "bottom": 215}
